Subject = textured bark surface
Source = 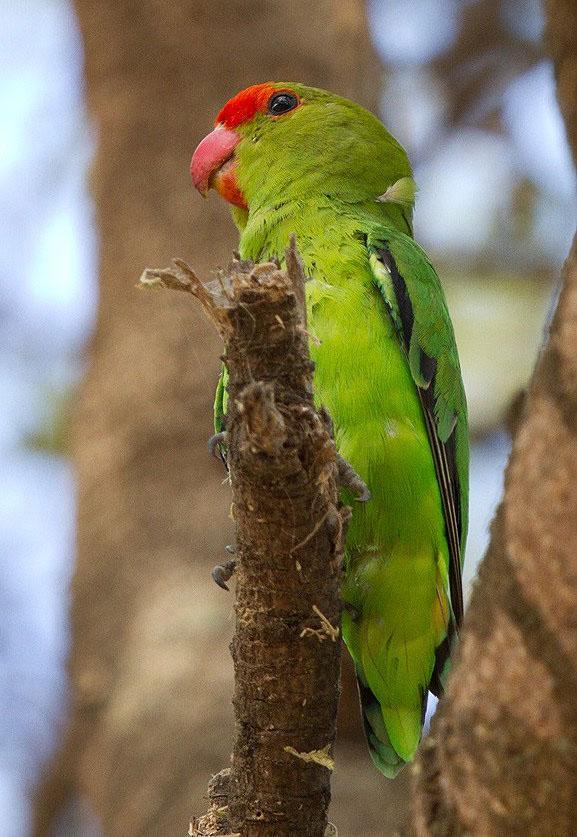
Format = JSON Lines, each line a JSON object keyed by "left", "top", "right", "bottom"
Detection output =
{"left": 412, "top": 2, "right": 577, "bottom": 832}
{"left": 32, "top": 3, "right": 410, "bottom": 836}
{"left": 225, "top": 262, "right": 343, "bottom": 837}
{"left": 153, "top": 251, "right": 346, "bottom": 836}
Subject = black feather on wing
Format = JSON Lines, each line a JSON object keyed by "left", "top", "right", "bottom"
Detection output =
{"left": 376, "top": 247, "right": 464, "bottom": 631}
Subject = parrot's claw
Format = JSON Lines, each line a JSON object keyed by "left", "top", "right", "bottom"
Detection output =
{"left": 225, "top": 544, "right": 236, "bottom": 555}
{"left": 319, "top": 409, "right": 370, "bottom": 501}
{"left": 319, "top": 406, "right": 334, "bottom": 437}
{"left": 343, "top": 602, "right": 361, "bottom": 621}
{"left": 208, "top": 431, "right": 227, "bottom": 459}
{"left": 337, "top": 454, "right": 371, "bottom": 502}
{"left": 211, "top": 559, "right": 237, "bottom": 591}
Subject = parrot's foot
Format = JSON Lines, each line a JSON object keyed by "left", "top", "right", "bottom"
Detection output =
{"left": 224, "top": 543, "right": 236, "bottom": 555}
{"left": 212, "top": 559, "right": 237, "bottom": 591}
{"left": 343, "top": 602, "right": 361, "bottom": 621}
{"left": 319, "top": 406, "right": 335, "bottom": 436}
{"left": 208, "top": 431, "right": 227, "bottom": 459}
{"left": 318, "top": 408, "right": 371, "bottom": 502}
{"left": 336, "top": 454, "right": 371, "bottom": 502}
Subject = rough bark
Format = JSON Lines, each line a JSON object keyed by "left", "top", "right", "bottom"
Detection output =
{"left": 141, "top": 247, "right": 347, "bottom": 837}
{"left": 412, "top": 2, "right": 577, "bottom": 832}
{"left": 224, "top": 273, "right": 340, "bottom": 837}
{"left": 224, "top": 265, "right": 341, "bottom": 837}
{"left": 31, "top": 3, "right": 398, "bottom": 836}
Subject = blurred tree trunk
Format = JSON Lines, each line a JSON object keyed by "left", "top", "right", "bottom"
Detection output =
{"left": 32, "top": 2, "right": 413, "bottom": 836}
{"left": 412, "top": 1, "right": 577, "bottom": 832}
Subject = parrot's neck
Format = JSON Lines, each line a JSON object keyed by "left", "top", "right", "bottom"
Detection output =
{"left": 236, "top": 196, "right": 412, "bottom": 263}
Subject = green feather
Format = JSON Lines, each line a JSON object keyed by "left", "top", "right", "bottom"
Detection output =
{"left": 214, "top": 364, "right": 228, "bottom": 434}
{"left": 211, "top": 83, "right": 469, "bottom": 774}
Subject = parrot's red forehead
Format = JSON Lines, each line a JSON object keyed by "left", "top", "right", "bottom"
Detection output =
{"left": 216, "top": 83, "right": 277, "bottom": 129}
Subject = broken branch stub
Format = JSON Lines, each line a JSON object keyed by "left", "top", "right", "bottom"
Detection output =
{"left": 143, "top": 241, "right": 348, "bottom": 837}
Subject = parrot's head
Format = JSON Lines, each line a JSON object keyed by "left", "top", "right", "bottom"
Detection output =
{"left": 191, "top": 82, "right": 415, "bottom": 222}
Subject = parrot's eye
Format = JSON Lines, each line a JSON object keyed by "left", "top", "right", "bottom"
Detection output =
{"left": 267, "top": 92, "right": 299, "bottom": 116}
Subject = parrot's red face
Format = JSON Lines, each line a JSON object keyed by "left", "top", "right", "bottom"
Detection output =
{"left": 190, "top": 83, "right": 302, "bottom": 209}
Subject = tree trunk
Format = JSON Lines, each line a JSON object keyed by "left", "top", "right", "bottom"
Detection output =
{"left": 32, "top": 3, "right": 403, "bottom": 836}
{"left": 412, "top": 1, "right": 577, "bottom": 832}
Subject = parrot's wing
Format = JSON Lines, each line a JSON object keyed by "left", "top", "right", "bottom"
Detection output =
{"left": 368, "top": 227, "right": 468, "bottom": 631}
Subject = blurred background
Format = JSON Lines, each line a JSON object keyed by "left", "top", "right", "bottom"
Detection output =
{"left": 1, "top": 1, "right": 575, "bottom": 835}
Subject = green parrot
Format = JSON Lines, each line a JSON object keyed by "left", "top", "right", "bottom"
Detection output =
{"left": 191, "top": 82, "right": 468, "bottom": 777}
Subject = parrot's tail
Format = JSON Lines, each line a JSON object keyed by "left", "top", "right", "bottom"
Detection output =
{"left": 356, "top": 674, "right": 426, "bottom": 778}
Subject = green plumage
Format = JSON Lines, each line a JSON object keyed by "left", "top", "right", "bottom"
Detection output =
{"left": 212, "top": 84, "right": 468, "bottom": 776}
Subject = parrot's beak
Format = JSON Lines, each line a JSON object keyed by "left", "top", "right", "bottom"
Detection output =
{"left": 190, "top": 125, "right": 240, "bottom": 197}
